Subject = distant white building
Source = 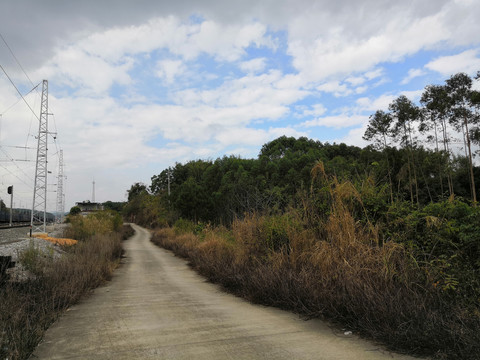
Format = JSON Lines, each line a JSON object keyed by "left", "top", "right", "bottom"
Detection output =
{"left": 76, "top": 201, "right": 104, "bottom": 216}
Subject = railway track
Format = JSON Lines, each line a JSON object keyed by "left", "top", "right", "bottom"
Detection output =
{"left": 0, "top": 222, "right": 43, "bottom": 230}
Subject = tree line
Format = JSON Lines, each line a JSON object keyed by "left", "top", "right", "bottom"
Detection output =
{"left": 124, "top": 72, "right": 480, "bottom": 228}
{"left": 364, "top": 72, "right": 480, "bottom": 205}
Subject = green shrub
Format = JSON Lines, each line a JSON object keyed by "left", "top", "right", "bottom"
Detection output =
{"left": 173, "top": 218, "right": 196, "bottom": 235}
{"left": 18, "top": 241, "right": 54, "bottom": 276}
{"left": 386, "top": 199, "right": 480, "bottom": 305}
{"left": 64, "top": 210, "right": 123, "bottom": 241}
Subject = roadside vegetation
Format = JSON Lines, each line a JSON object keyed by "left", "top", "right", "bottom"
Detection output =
{"left": 0, "top": 211, "right": 130, "bottom": 360}
{"left": 125, "top": 72, "right": 480, "bottom": 359}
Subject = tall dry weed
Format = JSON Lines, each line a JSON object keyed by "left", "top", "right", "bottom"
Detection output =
{"left": 153, "top": 216, "right": 480, "bottom": 359}
{"left": 149, "top": 172, "right": 480, "bottom": 359}
{"left": 0, "top": 223, "right": 129, "bottom": 360}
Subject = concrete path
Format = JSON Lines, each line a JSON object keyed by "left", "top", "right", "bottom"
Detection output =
{"left": 32, "top": 224, "right": 418, "bottom": 360}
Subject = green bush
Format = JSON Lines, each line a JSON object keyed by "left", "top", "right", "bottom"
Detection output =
{"left": 18, "top": 241, "right": 54, "bottom": 276}
{"left": 69, "top": 206, "right": 81, "bottom": 216}
{"left": 261, "top": 214, "right": 299, "bottom": 252}
{"left": 385, "top": 199, "right": 480, "bottom": 305}
{"left": 64, "top": 210, "right": 123, "bottom": 241}
{"left": 173, "top": 218, "right": 196, "bottom": 235}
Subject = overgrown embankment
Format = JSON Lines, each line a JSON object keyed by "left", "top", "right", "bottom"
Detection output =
{"left": 124, "top": 127, "right": 480, "bottom": 359}
{"left": 151, "top": 188, "right": 480, "bottom": 360}
{"left": 0, "top": 211, "right": 131, "bottom": 360}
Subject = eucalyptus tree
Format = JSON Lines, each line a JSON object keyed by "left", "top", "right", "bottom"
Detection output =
{"left": 420, "top": 84, "right": 454, "bottom": 197}
{"left": 469, "top": 72, "right": 480, "bottom": 148}
{"left": 389, "top": 95, "right": 422, "bottom": 204}
{"left": 445, "top": 73, "right": 477, "bottom": 204}
{"left": 363, "top": 110, "right": 394, "bottom": 202}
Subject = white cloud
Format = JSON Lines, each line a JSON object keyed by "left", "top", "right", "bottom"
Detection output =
{"left": 313, "top": 68, "right": 387, "bottom": 97}
{"left": 301, "top": 114, "right": 368, "bottom": 129}
{"left": 302, "top": 104, "right": 327, "bottom": 117}
{"left": 317, "top": 81, "right": 352, "bottom": 97}
{"left": 334, "top": 125, "right": 370, "bottom": 148}
{"left": 287, "top": 8, "right": 451, "bottom": 83}
{"left": 281, "top": 0, "right": 477, "bottom": 88}
{"left": 356, "top": 95, "right": 396, "bottom": 112}
{"left": 400, "top": 89, "right": 423, "bottom": 101}
{"left": 213, "top": 126, "right": 307, "bottom": 152}
{"left": 171, "top": 20, "right": 273, "bottom": 62}
{"left": 239, "top": 58, "right": 267, "bottom": 73}
{"left": 345, "top": 76, "right": 366, "bottom": 86}
{"left": 174, "top": 70, "right": 308, "bottom": 110}
{"left": 401, "top": 68, "right": 427, "bottom": 84}
{"left": 31, "top": 16, "right": 276, "bottom": 97}
{"left": 355, "top": 89, "right": 423, "bottom": 113}
{"left": 204, "top": 22, "right": 266, "bottom": 60}
{"left": 76, "top": 16, "right": 187, "bottom": 62}
{"left": 66, "top": 17, "right": 274, "bottom": 64}
{"left": 355, "top": 85, "right": 368, "bottom": 94}
{"left": 35, "top": 46, "right": 133, "bottom": 96}
{"left": 215, "top": 126, "right": 307, "bottom": 148}
{"left": 425, "top": 49, "right": 480, "bottom": 76}
{"left": 365, "top": 68, "right": 385, "bottom": 80}
{"left": 156, "top": 59, "right": 186, "bottom": 84}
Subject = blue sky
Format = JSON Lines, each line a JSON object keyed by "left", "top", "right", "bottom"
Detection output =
{"left": 0, "top": 0, "right": 479, "bottom": 210}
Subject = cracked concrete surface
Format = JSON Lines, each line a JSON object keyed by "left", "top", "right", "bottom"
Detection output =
{"left": 31, "top": 224, "right": 418, "bottom": 360}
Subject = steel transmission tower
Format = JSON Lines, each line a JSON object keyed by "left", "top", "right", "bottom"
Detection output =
{"left": 31, "top": 80, "right": 49, "bottom": 233}
{"left": 56, "top": 149, "right": 65, "bottom": 223}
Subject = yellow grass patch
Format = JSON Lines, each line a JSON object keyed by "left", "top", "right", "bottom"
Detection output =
{"left": 33, "top": 233, "right": 78, "bottom": 246}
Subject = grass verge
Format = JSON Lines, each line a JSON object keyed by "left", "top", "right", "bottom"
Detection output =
{"left": 0, "top": 217, "right": 132, "bottom": 360}
{"left": 151, "top": 214, "right": 480, "bottom": 360}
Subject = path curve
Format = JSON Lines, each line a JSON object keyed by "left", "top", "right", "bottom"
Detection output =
{"left": 32, "top": 224, "right": 417, "bottom": 360}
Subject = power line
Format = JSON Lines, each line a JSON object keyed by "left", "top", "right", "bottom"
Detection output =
{"left": 56, "top": 150, "right": 65, "bottom": 222}
{"left": 25, "top": 90, "right": 40, "bottom": 149}
{"left": 0, "top": 146, "right": 34, "bottom": 181}
{"left": 0, "top": 32, "right": 35, "bottom": 87}
{"left": 50, "top": 114, "right": 60, "bottom": 159}
{"left": 2, "top": 145, "right": 35, "bottom": 150}
{"left": 0, "top": 84, "right": 40, "bottom": 115}
{"left": 0, "top": 162, "right": 33, "bottom": 188}
{"left": 1, "top": 97, "right": 23, "bottom": 115}
{"left": 0, "top": 64, "right": 40, "bottom": 121}
{"left": 0, "top": 159, "right": 32, "bottom": 162}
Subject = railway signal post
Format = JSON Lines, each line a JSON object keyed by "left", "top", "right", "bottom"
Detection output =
{"left": 7, "top": 185, "right": 13, "bottom": 227}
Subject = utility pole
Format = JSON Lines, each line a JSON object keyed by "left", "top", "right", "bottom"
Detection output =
{"left": 56, "top": 150, "right": 64, "bottom": 223}
{"left": 31, "top": 80, "right": 48, "bottom": 234}
{"left": 167, "top": 168, "right": 171, "bottom": 197}
{"left": 92, "top": 179, "right": 95, "bottom": 202}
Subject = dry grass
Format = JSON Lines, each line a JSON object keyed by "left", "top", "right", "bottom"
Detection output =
{"left": 151, "top": 189, "right": 480, "bottom": 359}
{"left": 32, "top": 233, "right": 78, "bottom": 246}
{"left": 0, "top": 221, "right": 131, "bottom": 360}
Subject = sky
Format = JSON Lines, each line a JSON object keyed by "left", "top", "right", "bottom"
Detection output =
{"left": 0, "top": 0, "right": 479, "bottom": 212}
